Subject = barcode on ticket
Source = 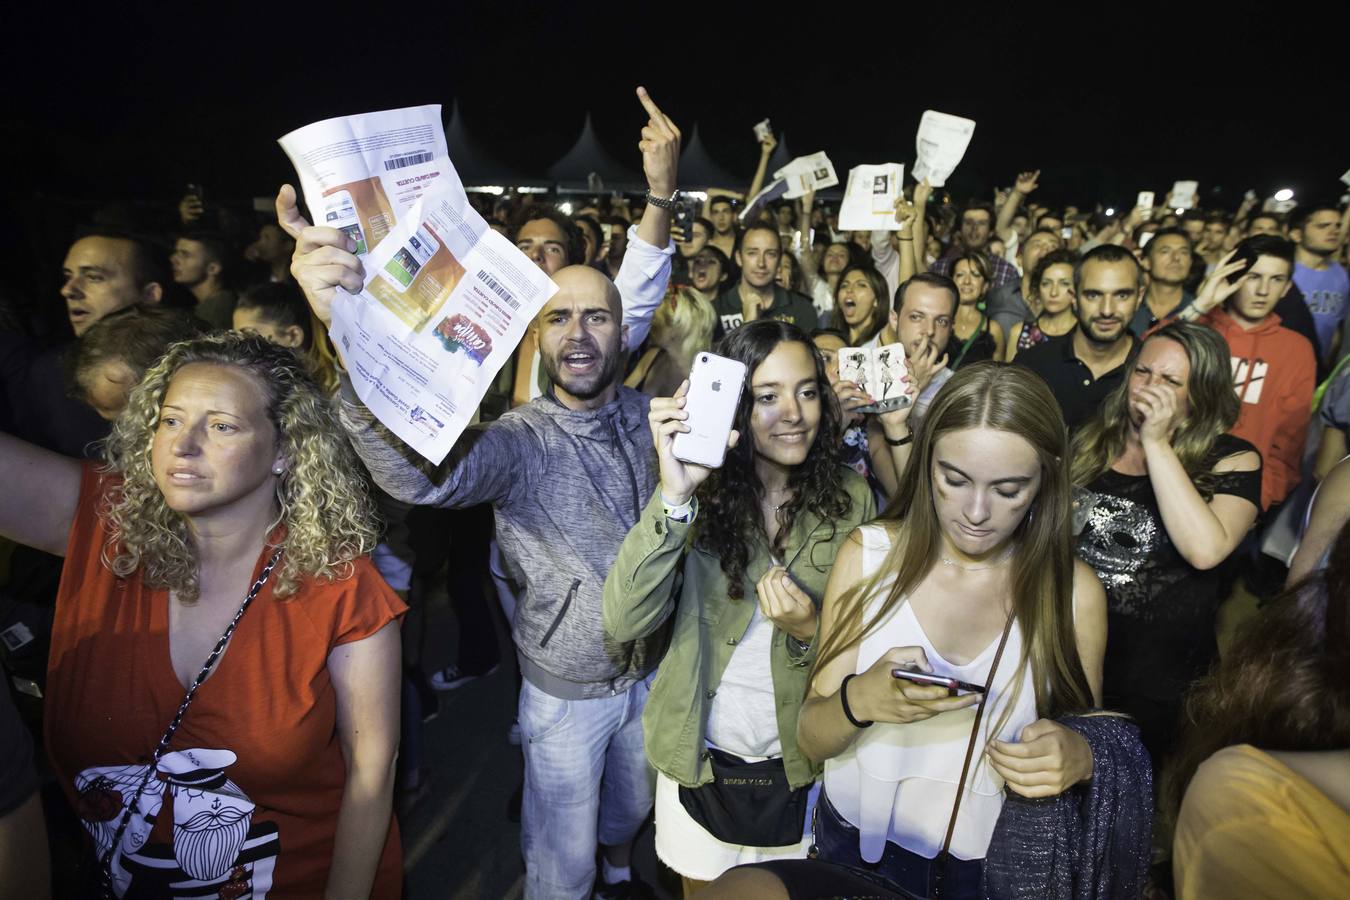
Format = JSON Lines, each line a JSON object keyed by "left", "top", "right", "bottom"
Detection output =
{"left": 383, "top": 151, "right": 435, "bottom": 171}
{"left": 476, "top": 271, "right": 518, "bottom": 309}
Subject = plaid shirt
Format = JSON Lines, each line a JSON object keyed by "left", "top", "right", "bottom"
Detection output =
{"left": 932, "top": 245, "right": 1020, "bottom": 288}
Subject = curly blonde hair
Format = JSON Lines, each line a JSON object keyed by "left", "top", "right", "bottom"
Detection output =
{"left": 100, "top": 332, "right": 381, "bottom": 601}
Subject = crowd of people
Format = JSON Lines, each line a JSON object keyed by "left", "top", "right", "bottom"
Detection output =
{"left": 2, "top": 85, "right": 1349, "bottom": 899}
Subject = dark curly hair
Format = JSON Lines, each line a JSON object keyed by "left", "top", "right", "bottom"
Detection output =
{"left": 694, "top": 320, "right": 852, "bottom": 599}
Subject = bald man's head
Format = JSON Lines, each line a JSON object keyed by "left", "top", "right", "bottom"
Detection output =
{"left": 536, "top": 265, "right": 628, "bottom": 406}
{"left": 545, "top": 265, "right": 623, "bottom": 319}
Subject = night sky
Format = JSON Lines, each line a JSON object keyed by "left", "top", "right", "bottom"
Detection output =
{"left": 2, "top": 2, "right": 1347, "bottom": 302}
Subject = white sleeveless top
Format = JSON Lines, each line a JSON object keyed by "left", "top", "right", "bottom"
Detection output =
{"left": 822, "top": 524, "right": 1038, "bottom": 862}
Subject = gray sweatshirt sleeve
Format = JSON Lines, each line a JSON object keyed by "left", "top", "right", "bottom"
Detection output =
{"left": 337, "top": 376, "right": 536, "bottom": 508}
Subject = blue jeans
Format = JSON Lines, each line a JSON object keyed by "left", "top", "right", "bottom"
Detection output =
{"left": 815, "top": 790, "right": 984, "bottom": 900}
{"left": 519, "top": 677, "right": 654, "bottom": 900}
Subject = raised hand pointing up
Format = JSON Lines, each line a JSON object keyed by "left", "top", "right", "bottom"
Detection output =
{"left": 636, "top": 86, "right": 681, "bottom": 199}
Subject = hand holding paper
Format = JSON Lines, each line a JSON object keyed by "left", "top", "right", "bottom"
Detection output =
{"left": 1168, "top": 180, "right": 1199, "bottom": 210}
{"left": 278, "top": 106, "right": 557, "bottom": 464}
{"left": 910, "top": 111, "right": 976, "bottom": 188}
{"left": 838, "top": 343, "right": 912, "bottom": 414}
{"left": 276, "top": 184, "right": 364, "bottom": 328}
{"left": 838, "top": 164, "right": 905, "bottom": 231}
{"left": 774, "top": 152, "right": 839, "bottom": 200}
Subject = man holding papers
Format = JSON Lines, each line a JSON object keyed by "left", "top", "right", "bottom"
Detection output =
{"left": 279, "top": 87, "right": 680, "bottom": 900}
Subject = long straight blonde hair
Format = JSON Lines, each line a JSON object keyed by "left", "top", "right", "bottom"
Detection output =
{"left": 813, "top": 362, "right": 1094, "bottom": 719}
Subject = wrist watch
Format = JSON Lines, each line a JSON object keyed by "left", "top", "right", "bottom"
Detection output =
{"left": 644, "top": 189, "right": 678, "bottom": 210}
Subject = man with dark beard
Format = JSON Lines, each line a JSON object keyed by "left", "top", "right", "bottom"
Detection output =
{"left": 1015, "top": 245, "right": 1143, "bottom": 427}
{"left": 282, "top": 89, "right": 679, "bottom": 900}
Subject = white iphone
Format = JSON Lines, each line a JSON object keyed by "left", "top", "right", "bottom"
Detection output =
{"left": 672, "top": 352, "right": 747, "bottom": 469}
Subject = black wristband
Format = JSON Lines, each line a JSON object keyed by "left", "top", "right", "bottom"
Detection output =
{"left": 840, "top": 673, "right": 873, "bottom": 728}
{"left": 884, "top": 431, "right": 913, "bottom": 447}
{"left": 644, "top": 189, "right": 677, "bottom": 210}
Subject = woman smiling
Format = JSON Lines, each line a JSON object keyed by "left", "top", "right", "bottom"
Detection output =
{"left": 604, "top": 320, "right": 874, "bottom": 895}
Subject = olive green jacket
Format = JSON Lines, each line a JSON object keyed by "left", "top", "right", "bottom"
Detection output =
{"left": 602, "top": 470, "right": 875, "bottom": 789}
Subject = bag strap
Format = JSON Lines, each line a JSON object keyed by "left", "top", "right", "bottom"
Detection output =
{"left": 99, "top": 547, "right": 283, "bottom": 897}
{"left": 938, "top": 610, "right": 1016, "bottom": 859}
{"left": 949, "top": 310, "right": 988, "bottom": 371}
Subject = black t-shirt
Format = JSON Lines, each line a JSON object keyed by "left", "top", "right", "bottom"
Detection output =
{"left": 1015, "top": 330, "right": 1138, "bottom": 429}
{"left": 0, "top": 685, "right": 37, "bottom": 816}
{"left": 713, "top": 285, "right": 820, "bottom": 337}
{"left": 1074, "top": 434, "right": 1261, "bottom": 757}
{"left": 946, "top": 315, "right": 997, "bottom": 370}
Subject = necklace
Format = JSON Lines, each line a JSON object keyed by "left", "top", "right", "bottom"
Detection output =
{"left": 940, "top": 545, "right": 1013, "bottom": 572}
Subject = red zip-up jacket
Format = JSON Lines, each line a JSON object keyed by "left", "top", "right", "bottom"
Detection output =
{"left": 1199, "top": 307, "right": 1316, "bottom": 510}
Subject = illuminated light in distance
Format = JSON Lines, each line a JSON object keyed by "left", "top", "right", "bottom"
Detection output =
{"left": 1273, "top": 188, "right": 1294, "bottom": 202}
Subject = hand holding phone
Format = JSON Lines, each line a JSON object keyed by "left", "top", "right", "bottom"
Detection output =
{"left": 850, "top": 647, "right": 981, "bottom": 725}
{"left": 673, "top": 195, "right": 700, "bottom": 241}
{"left": 891, "top": 667, "right": 987, "bottom": 696}
{"left": 650, "top": 357, "right": 745, "bottom": 503}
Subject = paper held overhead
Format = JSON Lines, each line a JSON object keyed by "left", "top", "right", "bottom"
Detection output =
{"left": 739, "top": 178, "right": 789, "bottom": 224}
{"left": 838, "top": 164, "right": 906, "bottom": 231}
{"left": 278, "top": 105, "right": 455, "bottom": 259}
{"left": 1168, "top": 180, "right": 1199, "bottom": 210}
{"left": 279, "top": 106, "right": 556, "bottom": 464}
{"left": 910, "top": 111, "right": 975, "bottom": 188}
{"left": 773, "top": 152, "right": 839, "bottom": 199}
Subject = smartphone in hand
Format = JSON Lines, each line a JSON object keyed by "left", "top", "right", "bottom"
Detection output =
{"left": 672, "top": 352, "right": 747, "bottom": 468}
{"left": 673, "top": 195, "right": 700, "bottom": 241}
{"left": 891, "top": 667, "right": 987, "bottom": 696}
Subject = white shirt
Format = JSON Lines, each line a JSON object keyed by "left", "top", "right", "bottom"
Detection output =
{"left": 706, "top": 604, "right": 782, "bottom": 758}
{"left": 822, "top": 525, "right": 1038, "bottom": 862}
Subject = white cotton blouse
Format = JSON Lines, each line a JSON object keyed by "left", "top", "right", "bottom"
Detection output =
{"left": 822, "top": 525, "right": 1039, "bottom": 863}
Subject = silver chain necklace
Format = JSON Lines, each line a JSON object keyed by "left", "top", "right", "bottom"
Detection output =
{"left": 940, "top": 545, "right": 1013, "bottom": 572}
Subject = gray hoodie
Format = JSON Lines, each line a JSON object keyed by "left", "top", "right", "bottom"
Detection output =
{"left": 339, "top": 381, "right": 664, "bottom": 699}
